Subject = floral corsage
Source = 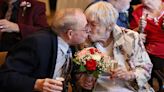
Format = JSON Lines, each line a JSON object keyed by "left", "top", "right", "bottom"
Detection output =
{"left": 20, "top": 1, "right": 31, "bottom": 16}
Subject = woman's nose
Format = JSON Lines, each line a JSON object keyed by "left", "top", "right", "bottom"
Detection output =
{"left": 86, "top": 26, "right": 91, "bottom": 34}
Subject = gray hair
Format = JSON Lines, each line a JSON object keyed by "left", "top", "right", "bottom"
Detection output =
{"left": 51, "top": 8, "right": 83, "bottom": 33}
{"left": 85, "top": 1, "right": 118, "bottom": 29}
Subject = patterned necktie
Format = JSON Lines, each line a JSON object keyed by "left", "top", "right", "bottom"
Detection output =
{"left": 61, "top": 48, "right": 72, "bottom": 77}
{"left": 5, "top": 2, "right": 14, "bottom": 20}
{"left": 61, "top": 49, "right": 73, "bottom": 92}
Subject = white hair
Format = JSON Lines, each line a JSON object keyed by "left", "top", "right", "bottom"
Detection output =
{"left": 85, "top": 1, "right": 118, "bottom": 28}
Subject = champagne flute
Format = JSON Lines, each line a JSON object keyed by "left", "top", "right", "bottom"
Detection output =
{"left": 139, "top": 13, "right": 148, "bottom": 33}
{"left": 56, "top": 77, "right": 65, "bottom": 82}
{"left": 110, "top": 60, "right": 118, "bottom": 85}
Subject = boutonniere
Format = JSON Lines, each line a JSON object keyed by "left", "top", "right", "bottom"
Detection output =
{"left": 20, "top": 1, "right": 31, "bottom": 16}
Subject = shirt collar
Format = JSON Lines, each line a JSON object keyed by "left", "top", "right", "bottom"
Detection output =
{"left": 112, "top": 25, "right": 126, "bottom": 47}
{"left": 58, "top": 36, "right": 69, "bottom": 55}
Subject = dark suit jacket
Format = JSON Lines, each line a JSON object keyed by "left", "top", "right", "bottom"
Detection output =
{"left": 0, "top": 0, "right": 49, "bottom": 51}
{"left": 0, "top": 28, "right": 58, "bottom": 92}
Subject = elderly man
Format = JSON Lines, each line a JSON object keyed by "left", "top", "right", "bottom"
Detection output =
{"left": 0, "top": 0, "right": 48, "bottom": 51}
{"left": 0, "top": 8, "right": 89, "bottom": 92}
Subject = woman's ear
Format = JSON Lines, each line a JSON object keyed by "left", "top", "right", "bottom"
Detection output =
{"left": 67, "top": 29, "right": 73, "bottom": 39}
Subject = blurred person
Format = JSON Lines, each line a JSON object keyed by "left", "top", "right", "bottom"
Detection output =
{"left": 129, "top": 0, "right": 141, "bottom": 21}
{"left": 130, "top": 0, "right": 164, "bottom": 90}
{"left": 107, "top": 0, "right": 131, "bottom": 28}
{"left": 0, "top": 8, "right": 90, "bottom": 92}
{"left": 95, "top": 0, "right": 131, "bottom": 28}
{"left": 76, "top": 1, "right": 154, "bottom": 92}
{"left": 0, "top": 0, "right": 48, "bottom": 51}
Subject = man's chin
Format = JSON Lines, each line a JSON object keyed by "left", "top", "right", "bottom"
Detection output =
{"left": 89, "top": 37, "right": 96, "bottom": 42}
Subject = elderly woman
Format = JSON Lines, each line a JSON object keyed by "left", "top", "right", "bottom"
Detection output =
{"left": 130, "top": 0, "right": 164, "bottom": 90}
{"left": 76, "top": 1, "right": 154, "bottom": 92}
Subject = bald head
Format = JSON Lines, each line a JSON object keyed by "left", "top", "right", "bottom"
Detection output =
{"left": 51, "top": 8, "right": 87, "bottom": 34}
{"left": 51, "top": 8, "right": 89, "bottom": 45}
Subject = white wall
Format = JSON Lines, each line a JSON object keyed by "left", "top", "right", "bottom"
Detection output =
{"left": 56, "top": 0, "right": 94, "bottom": 10}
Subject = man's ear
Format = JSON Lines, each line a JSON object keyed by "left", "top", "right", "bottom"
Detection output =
{"left": 67, "top": 29, "right": 73, "bottom": 39}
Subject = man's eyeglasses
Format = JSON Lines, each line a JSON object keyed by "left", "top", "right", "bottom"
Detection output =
{"left": 80, "top": 24, "right": 90, "bottom": 33}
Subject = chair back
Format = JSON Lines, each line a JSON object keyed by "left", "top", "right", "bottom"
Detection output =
{"left": 0, "top": 52, "right": 7, "bottom": 65}
{"left": 154, "top": 70, "right": 164, "bottom": 91}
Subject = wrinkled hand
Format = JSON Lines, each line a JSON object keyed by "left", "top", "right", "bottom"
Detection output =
{"left": 76, "top": 73, "right": 96, "bottom": 90}
{"left": 34, "top": 78, "right": 63, "bottom": 92}
{"left": 139, "top": 33, "right": 147, "bottom": 43}
{"left": 0, "top": 19, "right": 19, "bottom": 33}
{"left": 112, "top": 67, "right": 136, "bottom": 81}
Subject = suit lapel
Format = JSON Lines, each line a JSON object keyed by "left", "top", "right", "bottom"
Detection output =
{"left": 48, "top": 30, "right": 58, "bottom": 78}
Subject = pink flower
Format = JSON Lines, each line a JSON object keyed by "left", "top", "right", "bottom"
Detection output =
{"left": 77, "top": 49, "right": 87, "bottom": 56}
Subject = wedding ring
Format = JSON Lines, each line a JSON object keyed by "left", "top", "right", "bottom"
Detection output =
{"left": 0, "top": 25, "right": 8, "bottom": 29}
{"left": 0, "top": 25, "right": 4, "bottom": 29}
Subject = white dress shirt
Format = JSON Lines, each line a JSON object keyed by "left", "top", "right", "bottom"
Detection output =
{"left": 53, "top": 37, "right": 69, "bottom": 79}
